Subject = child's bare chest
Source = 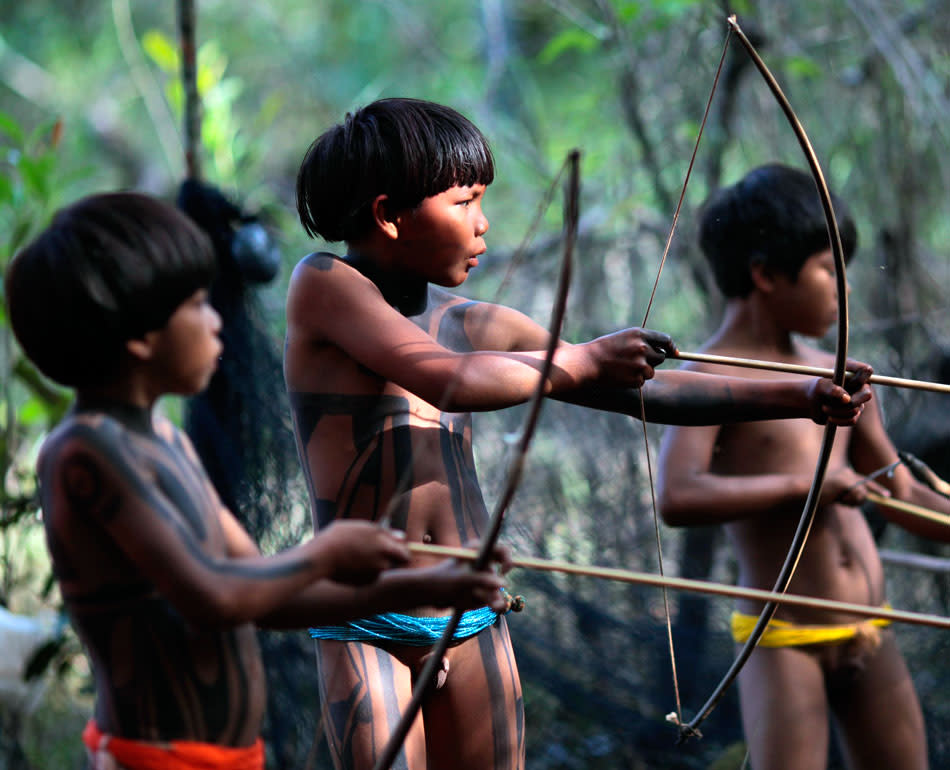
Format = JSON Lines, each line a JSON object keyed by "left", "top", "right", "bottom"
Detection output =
{"left": 713, "top": 416, "right": 849, "bottom": 476}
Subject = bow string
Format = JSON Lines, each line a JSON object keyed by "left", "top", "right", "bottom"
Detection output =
{"left": 671, "top": 15, "right": 851, "bottom": 741}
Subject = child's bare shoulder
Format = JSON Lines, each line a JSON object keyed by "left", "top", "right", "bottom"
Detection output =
{"left": 297, "top": 251, "right": 344, "bottom": 272}
{"left": 427, "top": 289, "right": 545, "bottom": 351}
{"left": 38, "top": 408, "right": 175, "bottom": 490}
{"left": 37, "top": 412, "right": 143, "bottom": 525}
{"left": 41, "top": 411, "right": 128, "bottom": 462}
{"left": 288, "top": 252, "right": 387, "bottom": 306}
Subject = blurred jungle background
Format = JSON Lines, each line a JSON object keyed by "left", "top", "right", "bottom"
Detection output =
{"left": 2, "top": 0, "right": 950, "bottom": 768}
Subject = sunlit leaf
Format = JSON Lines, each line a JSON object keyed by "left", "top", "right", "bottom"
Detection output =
{"left": 8, "top": 217, "right": 34, "bottom": 255}
{"left": 615, "top": 1, "right": 642, "bottom": 23}
{"left": 142, "top": 29, "right": 179, "bottom": 73}
{"left": 27, "top": 119, "right": 62, "bottom": 151}
{"left": 17, "top": 155, "right": 53, "bottom": 202}
{"left": 18, "top": 397, "right": 49, "bottom": 426}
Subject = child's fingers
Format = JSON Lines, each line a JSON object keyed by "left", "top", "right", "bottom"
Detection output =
{"left": 489, "top": 543, "right": 513, "bottom": 574}
{"left": 641, "top": 328, "right": 676, "bottom": 358}
{"left": 844, "top": 360, "right": 873, "bottom": 393}
{"left": 382, "top": 529, "right": 410, "bottom": 560}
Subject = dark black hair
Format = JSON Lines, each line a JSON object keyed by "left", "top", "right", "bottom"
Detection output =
{"left": 296, "top": 97, "right": 495, "bottom": 242}
{"left": 5, "top": 192, "right": 216, "bottom": 387}
{"left": 698, "top": 163, "right": 858, "bottom": 298}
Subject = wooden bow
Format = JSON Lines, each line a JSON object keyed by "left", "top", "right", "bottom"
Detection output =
{"left": 668, "top": 15, "right": 851, "bottom": 741}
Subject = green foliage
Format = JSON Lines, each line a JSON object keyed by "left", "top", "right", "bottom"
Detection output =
{"left": 538, "top": 28, "right": 599, "bottom": 65}
{"left": 0, "top": 109, "right": 86, "bottom": 768}
{"left": 0, "top": 110, "right": 72, "bottom": 483}
{"left": 143, "top": 29, "right": 249, "bottom": 184}
{"left": 785, "top": 54, "right": 824, "bottom": 80}
{"left": 0, "top": 116, "right": 60, "bottom": 264}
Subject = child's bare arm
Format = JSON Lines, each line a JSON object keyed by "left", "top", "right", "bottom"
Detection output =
{"left": 43, "top": 417, "right": 408, "bottom": 628}
{"left": 847, "top": 392, "right": 950, "bottom": 542}
{"left": 654, "top": 419, "right": 832, "bottom": 526}
{"left": 285, "top": 256, "right": 670, "bottom": 408}
{"left": 218, "top": 506, "right": 410, "bottom": 585}
{"left": 256, "top": 554, "right": 509, "bottom": 629}
{"left": 654, "top": 365, "right": 873, "bottom": 527}
{"left": 481, "top": 297, "right": 874, "bottom": 425}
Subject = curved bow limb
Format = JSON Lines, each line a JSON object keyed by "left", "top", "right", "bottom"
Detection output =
{"left": 673, "top": 15, "right": 851, "bottom": 743}
{"left": 370, "top": 150, "right": 581, "bottom": 770}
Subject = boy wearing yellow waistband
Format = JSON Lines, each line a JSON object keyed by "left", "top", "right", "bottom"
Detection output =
{"left": 658, "top": 164, "right": 950, "bottom": 770}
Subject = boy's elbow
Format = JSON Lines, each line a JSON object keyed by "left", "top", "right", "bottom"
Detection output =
{"left": 656, "top": 486, "right": 691, "bottom": 528}
{"left": 180, "top": 586, "right": 253, "bottom": 630}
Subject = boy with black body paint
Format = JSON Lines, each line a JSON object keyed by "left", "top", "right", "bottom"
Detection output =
{"left": 287, "top": 99, "right": 874, "bottom": 770}
{"left": 4, "top": 192, "right": 509, "bottom": 770}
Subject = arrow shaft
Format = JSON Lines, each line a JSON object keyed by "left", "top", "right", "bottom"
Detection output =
{"left": 672, "top": 350, "right": 950, "bottom": 395}
{"left": 409, "top": 542, "right": 950, "bottom": 630}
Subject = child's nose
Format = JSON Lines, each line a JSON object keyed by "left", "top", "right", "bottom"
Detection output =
{"left": 208, "top": 305, "right": 223, "bottom": 333}
{"left": 476, "top": 213, "right": 489, "bottom": 236}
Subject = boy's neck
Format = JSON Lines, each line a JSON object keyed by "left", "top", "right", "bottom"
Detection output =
{"left": 712, "top": 298, "right": 796, "bottom": 355}
{"left": 345, "top": 252, "right": 428, "bottom": 316}
{"left": 74, "top": 394, "right": 155, "bottom": 435}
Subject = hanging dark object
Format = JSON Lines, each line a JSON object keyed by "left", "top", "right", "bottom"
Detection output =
{"left": 177, "top": 178, "right": 280, "bottom": 285}
{"left": 174, "top": 0, "right": 288, "bottom": 535}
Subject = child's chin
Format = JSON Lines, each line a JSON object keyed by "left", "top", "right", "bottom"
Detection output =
{"left": 185, "top": 373, "right": 216, "bottom": 396}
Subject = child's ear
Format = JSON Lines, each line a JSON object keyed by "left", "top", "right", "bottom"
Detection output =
{"left": 371, "top": 194, "right": 400, "bottom": 240}
{"left": 749, "top": 258, "right": 776, "bottom": 293}
{"left": 126, "top": 333, "right": 157, "bottom": 362}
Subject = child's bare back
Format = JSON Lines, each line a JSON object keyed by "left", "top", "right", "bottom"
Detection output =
{"left": 39, "top": 406, "right": 267, "bottom": 744}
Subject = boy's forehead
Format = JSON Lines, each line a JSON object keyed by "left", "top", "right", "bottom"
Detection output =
{"left": 444, "top": 182, "right": 487, "bottom": 194}
{"left": 809, "top": 248, "right": 835, "bottom": 264}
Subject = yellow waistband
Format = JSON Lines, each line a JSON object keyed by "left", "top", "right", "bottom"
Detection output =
{"left": 730, "top": 608, "right": 892, "bottom": 648}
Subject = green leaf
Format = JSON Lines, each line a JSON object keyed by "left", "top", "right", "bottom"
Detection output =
{"left": 786, "top": 55, "right": 823, "bottom": 79}
{"left": 7, "top": 217, "right": 34, "bottom": 256}
{"left": 649, "top": 0, "right": 700, "bottom": 18}
{"left": 0, "top": 172, "right": 14, "bottom": 206}
{"left": 0, "top": 112, "right": 24, "bottom": 145}
{"left": 615, "top": 1, "right": 642, "bottom": 23}
{"left": 17, "top": 155, "right": 54, "bottom": 202}
{"left": 538, "top": 28, "right": 598, "bottom": 65}
{"left": 26, "top": 119, "right": 60, "bottom": 150}
{"left": 142, "top": 29, "right": 179, "bottom": 73}
{"left": 18, "top": 397, "right": 49, "bottom": 426}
